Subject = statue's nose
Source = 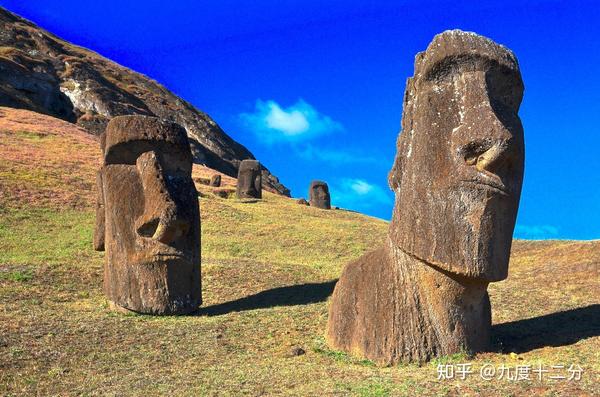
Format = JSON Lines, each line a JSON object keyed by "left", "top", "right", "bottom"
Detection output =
{"left": 470, "top": 142, "right": 509, "bottom": 174}
{"left": 459, "top": 77, "right": 521, "bottom": 177}
{"left": 464, "top": 139, "right": 518, "bottom": 177}
{"left": 135, "top": 151, "right": 190, "bottom": 244}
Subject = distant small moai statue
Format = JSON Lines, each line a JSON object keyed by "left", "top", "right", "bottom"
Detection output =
{"left": 326, "top": 30, "right": 525, "bottom": 364}
{"left": 309, "top": 180, "right": 331, "bottom": 209}
{"left": 94, "top": 115, "right": 201, "bottom": 315}
{"left": 236, "top": 159, "right": 262, "bottom": 199}
{"left": 297, "top": 198, "right": 309, "bottom": 205}
{"left": 210, "top": 174, "right": 221, "bottom": 187}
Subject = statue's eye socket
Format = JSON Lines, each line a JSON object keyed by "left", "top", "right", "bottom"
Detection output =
{"left": 486, "top": 68, "right": 522, "bottom": 112}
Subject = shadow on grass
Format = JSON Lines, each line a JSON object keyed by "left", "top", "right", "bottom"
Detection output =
{"left": 492, "top": 304, "right": 600, "bottom": 353}
{"left": 199, "top": 280, "right": 337, "bottom": 316}
{"left": 237, "top": 199, "right": 261, "bottom": 204}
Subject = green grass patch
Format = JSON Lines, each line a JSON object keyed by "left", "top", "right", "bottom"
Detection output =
{"left": 0, "top": 269, "right": 33, "bottom": 282}
{"left": 353, "top": 379, "right": 393, "bottom": 397}
{"left": 201, "top": 193, "right": 388, "bottom": 278}
{"left": 0, "top": 207, "right": 96, "bottom": 265}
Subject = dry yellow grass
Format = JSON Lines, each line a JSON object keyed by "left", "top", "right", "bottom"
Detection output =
{"left": 0, "top": 107, "right": 99, "bottom": 209}
{"left": 0, "top": 109, "right": 598, "bottom": 396}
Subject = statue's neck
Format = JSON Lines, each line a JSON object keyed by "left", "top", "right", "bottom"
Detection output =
{"left": 388, "top": 238, "right": 492, "bottom": 357}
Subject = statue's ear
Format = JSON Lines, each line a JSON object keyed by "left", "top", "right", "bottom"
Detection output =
{"left": 388, "top": 77, "right": 416, "bottom": 191}
{"left": 388, "top": 152, "right": 403, "bottom": 191}
{"left": 93, "top": 169, "right": 105, "bottom": 251}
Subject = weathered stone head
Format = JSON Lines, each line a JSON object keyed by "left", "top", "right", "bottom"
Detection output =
{"left": 326, "top": 30, "right": 525, "bottom": 365}
{"left": 309, "top": 180, "right": 331, "bottom": 209}
{"left": 236, "top": 159, "right": 262, "bottom": 199}
{"left": 388, "top": 30, "right": 524, "bottom": 281}
{"left": 94, "top": 115, "right": 201, "bottom": 315}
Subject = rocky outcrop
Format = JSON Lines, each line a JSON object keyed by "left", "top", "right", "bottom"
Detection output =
{"left": 0, "top": 7, "right": 290, "bottom": 196}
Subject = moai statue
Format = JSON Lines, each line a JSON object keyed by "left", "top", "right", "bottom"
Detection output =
{"left": 309, "top": 180, "right": 331, "bottom": 209}
{"left": 297, "top": 198, "right": 309, "bottom": 206}
{"left": 326, "top": 30, "right": 525, "bottom": 364}
{"left": 210, "top": 174, "right": 221, "bottom": 187}
{"left": 236, "top": 159, "right": 262, "bottom": 199}
{"left": 94, "top": 115, "right": 201, "bottom": 315}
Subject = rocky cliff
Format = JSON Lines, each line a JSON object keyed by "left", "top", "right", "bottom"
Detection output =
{"left": 0, "top": 7, "right": 290, "bottom": 196}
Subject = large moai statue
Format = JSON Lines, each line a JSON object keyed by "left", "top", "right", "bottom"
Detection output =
{"left": 236, "top": 159, "right": 262, "bottom": 199}
{"left": 326, "top": 30, "right": 525, "bottom": 364}
{"left": 309, "top": 180, "right": 331, "bottom": 209}
{"left": 94, "top": 115, "right": 201, "bottom": 315}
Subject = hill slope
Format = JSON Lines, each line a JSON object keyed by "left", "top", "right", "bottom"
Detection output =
{"left": 1, "top": 110, "right": 599, "bottom": 396}
{"left": 0, "top": 7, "right": 289, "bottom": 196}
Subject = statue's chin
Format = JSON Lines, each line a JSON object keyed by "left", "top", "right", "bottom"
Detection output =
{"left": 450, "top": 190, "right": 514, "bottom": 282}
{"left": 393, "top": 187, "right": 514, "bottom": 282}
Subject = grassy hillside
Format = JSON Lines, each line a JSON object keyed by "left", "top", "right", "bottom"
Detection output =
{"left": 1, "top": 108, "right": 599, "bottom": 396}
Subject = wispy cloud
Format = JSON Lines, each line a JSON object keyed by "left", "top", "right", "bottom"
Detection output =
{"left": 514, "top": 224, "right": 560, "bottom": 240}
{"left": 296, "top": 144, "right": 379, "bottom": 165}
{"left": 330, "top": 178, "right": 393, "bottom": 211}
{"left": 239, "top": 99, "right": 343, "bottom": 143}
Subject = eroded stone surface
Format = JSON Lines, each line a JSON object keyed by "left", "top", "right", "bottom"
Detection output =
{"left": 94, "top": 115, "right": 201, "bottom": 315}
{"left": 326, "top": 30, "right": 525, "bottom": 364}
{"left": 309, "top": 181, "right": 331, "bottom": 209}
{"left": 93, "top": 171, "right": 105, "bottom": 251}
{"left": 236, "top": 160, "right": 262, "bottom": 199}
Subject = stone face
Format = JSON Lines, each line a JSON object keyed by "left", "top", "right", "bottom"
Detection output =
{"left": 236, "top": 160, "right": 262, "bottom": 199}
{"left": 309, "top": 181, "right": 331, "bottom": 209}
{"left": 326, "top": 30, "right": 525, "bottom": 365}
{"left": 94, "top": 115, "right": 201, "bottom": 315}
{"left": 210, "top": 174, "right": 221, "bottom": 187}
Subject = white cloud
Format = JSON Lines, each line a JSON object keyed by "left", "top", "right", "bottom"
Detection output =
{"left": 514, "top": 224, "right": 560, "bottom": 240}
{"left": 264, "top": 102, "right": 309, "bottom": 135}
{"left": 330, "top": 178, "right": 393, "bottom": 211}
{"left": 350, "top": 179, "right": 374, "bottom": 195}
{"left": 296, "top": 144, "right": 379, "bottom": 165}
{"left": 240, "top": 99, "right": 343, "bottom": 143}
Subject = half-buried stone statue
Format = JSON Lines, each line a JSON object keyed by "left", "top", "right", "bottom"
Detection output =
{"left": 94, "top": 115, "right": 201, "bottom": 315}
{"left": 326, "top": 30, "right": 525, "bottom": 364}
{"left": 209, "top": 174, "right": 221, "bottom": 187}
{"left": 236, "top": 159, "right": 262, "bottom": 199}
{"left": 309, "top": 180, "right": 331, "bottom": 209}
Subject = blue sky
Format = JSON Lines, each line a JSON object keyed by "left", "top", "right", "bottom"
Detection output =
{"left": 2, "top": 0, "right": 599, "bottom": 239}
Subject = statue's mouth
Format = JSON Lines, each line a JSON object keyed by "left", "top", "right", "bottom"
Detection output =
{"left": 153, "top": 251, "right": 197, "bottom": 263}
{"left": 461, "top": 179, "right": 510, "bottom": 196}
{"left": 134, "top": 251, "right": 195, "bottom": 265}
{"left": 155, "top": 252, "right": 187, "bottom": 259}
